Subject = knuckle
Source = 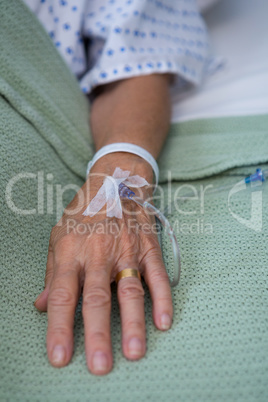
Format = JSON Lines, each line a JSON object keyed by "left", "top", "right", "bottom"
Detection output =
{"left": 57, "top": 233, "right": 75, "bottom": 250}
{"left": 149, "top": 268, "right": 169, "bottom": 284}
{"left": 84, "top": 268, "right": 108, "bottom": 282}
{"left": 45, "top": 269, "right": 53, "bottom": 284}
{"left": 89, "top": 330, "right": 109, "bottom": 344}
{"left": 48, "top": 288, "right": 76, "bottom": 306}
{"left": 48, "top": 325, "right": 71, "bottom": 338}
{"left": 147, "top": 243, "right": 163, "bottom": 259}
{"left": 124, "top": 320, "right": 144, "bottom": 333}
{"left": 82, "top": 288, "right": 111, "bottom": 309}
{"left": 119, "top": 282, "right": 145, "bottom": 300}
{"left": 144, "top": 235, "right": 161, "bottom": 250}
{"left": 119, "top": 245, "right": 139, "bottom": 263}
{"left": 141, "top": 245, "right": 165, "bottom": 269}
{"left": 157, "top": 295, "right": 173, "bottom": 306}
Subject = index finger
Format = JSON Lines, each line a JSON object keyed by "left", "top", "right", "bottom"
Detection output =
{"left": 46, "top": 261, "right": 81, "bottom": 367}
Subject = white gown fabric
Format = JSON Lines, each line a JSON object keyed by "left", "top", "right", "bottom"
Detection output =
{"left": 23, "top": 0, "right": 211, "bottom": 94}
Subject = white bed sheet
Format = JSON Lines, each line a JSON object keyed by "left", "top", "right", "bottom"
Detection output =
{"left": 171, "top": 0, "right": 268, "bottom": 123}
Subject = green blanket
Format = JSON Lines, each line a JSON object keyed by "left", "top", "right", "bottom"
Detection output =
{"left": 1, "top": 1, "right": 267, "bottom": 401}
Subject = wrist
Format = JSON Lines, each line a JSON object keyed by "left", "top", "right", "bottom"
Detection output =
{"left": 89, "top": 152, "right": 154, "bottom": 185}
{"left": 79, "top": 153, "right": 153, "bottom": 221}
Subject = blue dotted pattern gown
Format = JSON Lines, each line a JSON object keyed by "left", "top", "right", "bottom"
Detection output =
{"left": 23, "top": 0, "right": 210, "bottom": 93}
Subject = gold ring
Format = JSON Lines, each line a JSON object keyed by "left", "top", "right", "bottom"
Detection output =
{"left": 115, "top": 268, "right": 141, "bottom": 284}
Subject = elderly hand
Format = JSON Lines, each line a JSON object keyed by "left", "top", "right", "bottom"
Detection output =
{"left": 34, "top": 153, "right": 173, "bottom": 375}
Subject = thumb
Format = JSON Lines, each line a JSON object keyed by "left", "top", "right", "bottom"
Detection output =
{"left": 34, "top": 247, "right": 54, "bottom": 312}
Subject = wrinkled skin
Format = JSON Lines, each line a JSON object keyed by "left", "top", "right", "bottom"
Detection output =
{"left": 34, "top": 171, "right": 173, "bottom": 376}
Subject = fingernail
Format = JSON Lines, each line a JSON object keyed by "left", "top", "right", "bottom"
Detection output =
{"left": 51, "top": 345, "right": 65, "bottom": 365}
{"left": 160, "top": 313, "right": 172, "bottom": 330}
{"left": 92, "top": 351, "right": 108, "bottom": 372}
{"left": 128, "top": 337, "right": 143, "bottom": 356}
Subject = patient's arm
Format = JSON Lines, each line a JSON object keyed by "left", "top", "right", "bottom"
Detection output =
{"left": 90, "top": 74, "right": 172, "bottom": 160}
{"left": 34, "top": 73, "right": 174, "bottom": 375}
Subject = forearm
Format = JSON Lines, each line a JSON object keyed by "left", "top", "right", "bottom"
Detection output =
{"left": 89, "top": 74, "right": 172, "bottom": 183}
{"left": 42, "top": 76, "right": 173, "bottom": 373}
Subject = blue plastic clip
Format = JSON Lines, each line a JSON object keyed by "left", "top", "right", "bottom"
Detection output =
{"left": 244, "top": 168, "right": 265, "bottom": 184}
{"left": 118, "top": 182, "right": 135, "bottom": 199}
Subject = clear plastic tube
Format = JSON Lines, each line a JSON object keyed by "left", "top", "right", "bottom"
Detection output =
{"left": 117, "top": 168, "right": 267, "bottom": 287}
{"left": 118, "top": 183, "right": 181, "bottom": 287}
{"left": 170, "top": 168, "right": 268, "bottom": 204}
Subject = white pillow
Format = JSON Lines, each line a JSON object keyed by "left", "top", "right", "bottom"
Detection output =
{"left": 196, "top": 0, "right": 221, "bottom": 13}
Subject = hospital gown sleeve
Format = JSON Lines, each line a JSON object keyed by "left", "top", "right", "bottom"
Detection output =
{"left": 23, "top": 0, "right": 211, "bottom": 94}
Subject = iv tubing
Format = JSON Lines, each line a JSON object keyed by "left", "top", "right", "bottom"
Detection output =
{"left": 119, "top": 183, "right": 181, "bottom": 287}
{"left": 174, "top": 168, "right": 268, "bottom": 203}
